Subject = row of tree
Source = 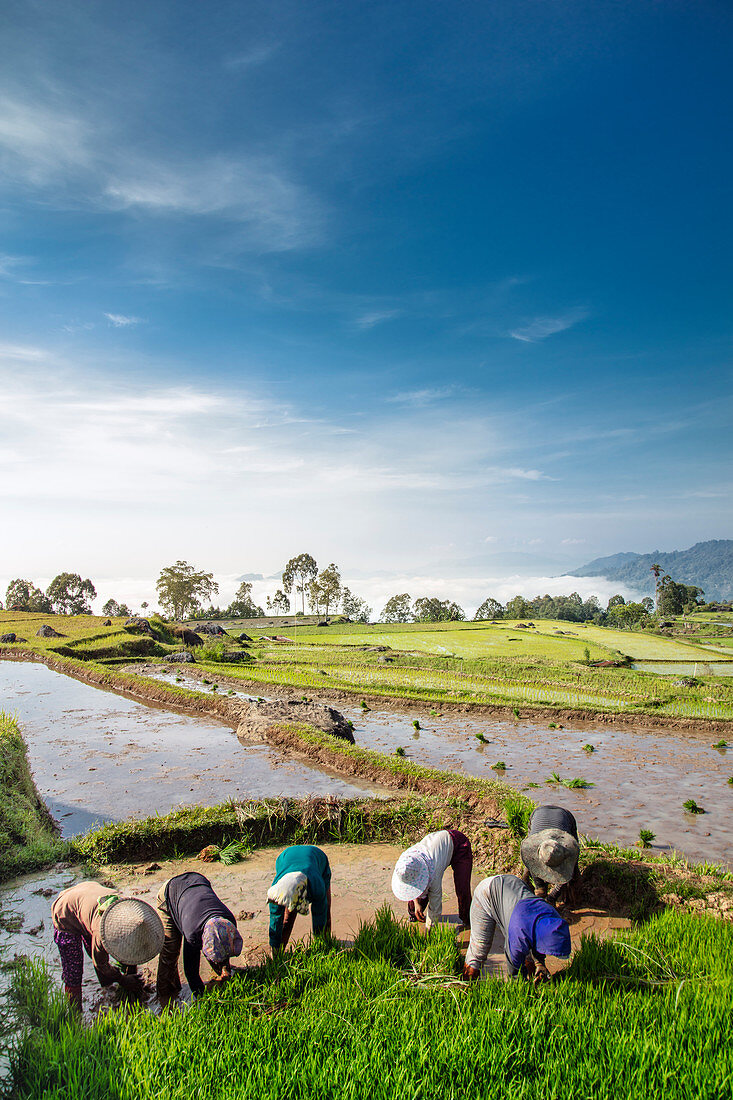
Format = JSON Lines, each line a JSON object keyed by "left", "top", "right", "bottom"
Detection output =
{"left": 3, "top": 557, "right": 707, "bottom": 626}
{"left": 4, "top": 574, "right": 98, "bottom": 615}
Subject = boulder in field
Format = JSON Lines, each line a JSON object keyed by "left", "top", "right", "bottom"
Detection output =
{"left": 236, "top": 699, "right": 355, "bottom": 744}
{"left": 1, "top": 632, "right": 17, "bottom": 643}
{"left": 36, "top": 625, "right": 65, "bottom": 638}
{"left": 124, "top": 617, "right": 154, "bottom": 636}
{"left": 163, "top": 651, "right": 196, "bottom": 663}
{"left": 102, "top": 619, "right": 112, "bottom": 626}
{"left": 215, "top": 650, "right": 253, "bottom": 664}
{"left": 175, "top": 628, "right": 203, "bottom": 647}
{"left": 237, "top": 632, "right": 253, "bottom": 642}
{"left": 195, "top": 622, "right": 228, "bottom": 636}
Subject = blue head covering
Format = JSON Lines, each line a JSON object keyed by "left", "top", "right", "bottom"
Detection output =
{"left": 534, "top": 914, "right": 571, "bottom": 959}
{"left": 506, "top": 898, "right": 571, "bottom": 971}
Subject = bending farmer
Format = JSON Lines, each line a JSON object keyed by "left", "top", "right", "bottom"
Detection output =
{"left": 52, "top": 881, "right": 164, "bottom": 1010}
{"left": 156, "top": 872, "right": 243, "bottom": 1000}
{"left": 463, "top": 874, "right": 571, "bottom": 983}
{"left": 520, "top": 805, "right": 580, "bottom": 905}
{"left": 268, "top": 844, "right": 331, "bottom": 952}
{"left": 391, "top": 829, "right": 473, "bottom": 929}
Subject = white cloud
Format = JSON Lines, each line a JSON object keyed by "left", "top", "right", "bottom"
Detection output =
{"left": 561, "top": 537, "right": 586, "bottom": 546}
{"left": 387, "top": 387, "right": 456, "bottom": 407}
{"left": 0, "top": 93, "right": 322, "bottom": 251}
{"left": 354, "top": 309, "right": 402, "bottom": 329}
{"left": 104, "top": 313, "right": 142, "bottom": 327}
{"left": 509, "top": 307, "right": 588, "bottom": 343}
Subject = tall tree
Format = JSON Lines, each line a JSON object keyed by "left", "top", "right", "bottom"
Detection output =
{"left": 156, "top": 561, "right": 218, "bottom": 621}
{"left": 314, "top": 563, "right": 342, "bottom": 617}
{"left": 282, "top": 553, "right": 317, "bottom": 615}
{"left": 226, "top": 580, "right": 264, "bottom": 618}
{"left": 650, "top": 563, "right": 663, "bottom": 611}
{"left": 474, "top": 597, "right": 505, "bottom": 621}
{"left": 46, "top": 573, "right": 97, "bottom": 615}
{"left": 381, "top": 593, "right": 412, "bottom": 623}
{"left": 102, "top": 599, "right": 131, "bottom": 617}
{"left": 341, "top": 587, "right": 371, "bottom": 623}
{"left": 5, "top": 579, "right": 53, "bottom": 613}
{"left": 267, "top": 589, "right": 291, "bottom": 614}
{"left": 413, "top": 597, "right": 465, "bottom": 622}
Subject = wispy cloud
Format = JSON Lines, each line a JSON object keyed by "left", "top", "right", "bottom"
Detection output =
{"left": 104, "top": 313, "right": 142, "bottom": 327}
{"left": 354, "top": 309, "right": 402, "bottom": 329}
{"left": 223, "top": 44, "right": 280, "bottom": 71}
{"left": 509, "top": 307, "right": 588, "bottom": 342}
{"left": 388, "top": 386, "right": 456, "bottom": 407}
{"left": 0, "top": 92, "right": 323, "bottom": 252}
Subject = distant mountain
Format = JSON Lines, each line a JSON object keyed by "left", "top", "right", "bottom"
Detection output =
{"left": 569, "top": 540, "right": 733, "bottom": 601}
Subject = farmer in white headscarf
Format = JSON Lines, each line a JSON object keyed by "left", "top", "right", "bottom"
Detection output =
{"left": 267, "top": 845, "right": 332, "bottom": 952}
{"left": 391, "top": 829, "right": 473, "bottom": 930}
{"left": 520, "top": 805, "right": 580, "bottom": 906}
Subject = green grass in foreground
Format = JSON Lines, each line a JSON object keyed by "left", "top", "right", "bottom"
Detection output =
{"left": 0, "top": 713, "right": 64, "bottom": 882}
{"left": 7, "top": 907, "right": 732, "bottom": 1100}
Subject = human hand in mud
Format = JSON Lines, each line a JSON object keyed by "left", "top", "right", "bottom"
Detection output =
{"left": 117, "top": 972, "right": 148, "bottom": 999}
{"left": 524, "top": 957, "right": 550, "bottom": 987}
{"left": 413, "top": 905, "right": 426, "bottom": 924}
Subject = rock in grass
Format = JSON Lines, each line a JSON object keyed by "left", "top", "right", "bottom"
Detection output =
{"left": 172, "top": 626, "right": 204, "bottom": 647}
{"left": 195, "top": 622, "right": 228, "bottom": 636}
{"left": 236, "top": 699, "right": 355, "bottom": 743}
{"left": 215, "top": 650, "right": 253, "bottom": 664}
{"left": 124, "top": 617, "right": 154, "bottom": 635}
{"left": 36, "top": 625, "right": 65, "bottom": 638}
{"left": 1, "top": 632, "right": 17, "bottom": 642}
{"left": 163, "top": 650, "right": 196, "bottom": 663}
{"left": 102, "top": 619, "right": 112, "bottom": 626}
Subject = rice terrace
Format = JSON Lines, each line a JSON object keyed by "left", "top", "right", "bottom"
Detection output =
{"left": 2, "top": 1, "right": 733, "bottom": 1097}
{"left": 1, "top": 589, "right": 732, "bottom": 1099}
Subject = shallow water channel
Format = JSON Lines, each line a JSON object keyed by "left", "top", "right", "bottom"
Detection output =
{"left": 146, "top": 666, "right": 733, "bottom": 868}
{"left": 0, "top": 661, "right": 380, "bottom": 837}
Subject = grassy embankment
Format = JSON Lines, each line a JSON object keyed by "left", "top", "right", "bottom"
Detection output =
{"left": 3, "top": 611, "right": 733, "bottom": 721}
{"left": 7, "top": 906, "right": 733, "bottom": 1099}
{"left": 0, "top": 713, "right": 64, "bottom": 883}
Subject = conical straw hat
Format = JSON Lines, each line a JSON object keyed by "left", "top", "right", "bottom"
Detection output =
{"left": 520, "top": 828, "right": 579, "bottom": 885}
{"left": 99, "top": 898, "right": 165, "bottom": 965}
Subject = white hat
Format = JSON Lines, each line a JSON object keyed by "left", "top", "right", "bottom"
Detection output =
{"left": 391, "top": 851, "right": 430, "bottom": 901}
{"left": 520, "top": 828, "right": 579, "bottom": 886}
{"left": 99, "top": 898, "right": 165, "bottom": 965}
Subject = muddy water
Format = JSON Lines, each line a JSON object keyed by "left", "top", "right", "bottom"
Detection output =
{"left": 0, "top": 662, "right": 380, "bottom": 837}
{"left": 143, "top": 667, "right": 733, "bottom": 867}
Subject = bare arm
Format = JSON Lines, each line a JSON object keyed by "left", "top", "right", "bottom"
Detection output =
{"left": 279, "top": 908, "right": 297, "bottom": 950}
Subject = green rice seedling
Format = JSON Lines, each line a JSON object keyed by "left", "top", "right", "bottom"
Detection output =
{"left": 561, "top": 777, "right": 594, "bottom": 789}
{"left": 548, "top": 722, "right": 557, "bottom": 730}
{"left": 711, "top": 740, "right": 728, "bottom": 749}
{"left": 412, "top": 719, "right": 420, "bottom": 730}
{"left": 395, "top": 746, "right": 406, "bottom": 757}
{"left": 546, "top": 771, "right": 562, "bottom": 784}
{"left": 347, "top": 720, "right": 355, "bottom": 731}
{"left": 219, "top": 840, "right": 251, "bottom": 865}
{"left": 210, "top": 683, "right": 218, "bottom": 691}
{"left": 360, "top": 699, "right": 370, "bottom": 710}
{"left": 524, "top": 782, "right": 540, "bottom": 788}
{"left": 491, "top": 761, "right": 507, "bottom": 770}
{"left": 682, "top": 799, "right": 705, "bottom": 813}
{"left": 727, "top": 776, "right": 733, "bottom": 785}
{"left": 202, "top": 677, "right": 211, "bottom": 684}
{"left": 175, "top": 675, "right": 183, "bottom": 682}
{"left": 512, "top": 707, "right": 520, "bottom": 718}
{"left": 475, "top": 732, "right": 489, "bottom": 743}
{"left": 504, "top": 797, "right": 532, "bottom": 838}
{"left": 638, "top": 829, "right": 656, "bottom": 847}
{"left": 582, "top": 743, "right": 596, "bottom": 752}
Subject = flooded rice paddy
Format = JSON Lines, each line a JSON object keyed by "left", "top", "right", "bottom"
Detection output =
{"left": 148, "top": 666, "right": 733, "bottom": 868}
{"left": 2, "top": 659, "right": 732, "bottom": 865}
{"left": 0, "top": 662, "right": 381, "bottom": 837}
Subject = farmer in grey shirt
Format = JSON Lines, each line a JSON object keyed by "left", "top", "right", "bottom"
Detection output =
{"left": 463, "top": 874, "right": 570, "bottom": 984}
{"left": 520, "top": 805, "right": 580, "bottom": 906}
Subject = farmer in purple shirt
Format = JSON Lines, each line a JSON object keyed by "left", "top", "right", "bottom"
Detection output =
{"left": 462, "top": 874, "right": 571, "bottom": 983}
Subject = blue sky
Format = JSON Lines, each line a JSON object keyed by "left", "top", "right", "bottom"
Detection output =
{"left": 0, "top": 0, "right": 731, "bottom": 612}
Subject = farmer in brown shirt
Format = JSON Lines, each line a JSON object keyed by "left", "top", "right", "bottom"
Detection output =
{"left": 51, "top": 881, "right": 164, "bottom": 1010}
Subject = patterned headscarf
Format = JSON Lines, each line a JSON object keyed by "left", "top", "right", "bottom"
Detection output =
{"left": 267, "top": 871, "right": 310, "bottom": 915}
{"left": 201, "top": 918, "right": 243, "bottom": 967}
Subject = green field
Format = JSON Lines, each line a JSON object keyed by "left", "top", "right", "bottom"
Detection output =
{"left": 3, "top": 611, "right": 733, "bottom": 721}
{"left": 7, "top": 907, "right": 732, "bottom": 1100}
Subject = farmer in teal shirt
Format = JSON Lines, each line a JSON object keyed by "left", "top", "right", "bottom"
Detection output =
{"left": 267, "top": 845, "right": 332, "bottom": 952}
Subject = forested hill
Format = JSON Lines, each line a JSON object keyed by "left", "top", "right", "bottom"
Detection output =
{"left": 570, "top": 540, "right": 733, "bottom": 601}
